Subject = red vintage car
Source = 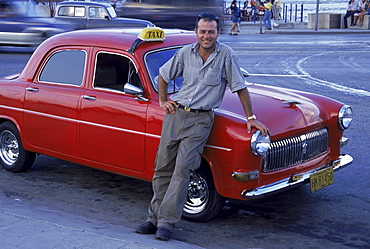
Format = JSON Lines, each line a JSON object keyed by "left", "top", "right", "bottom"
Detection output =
{"left": 0, "top": 27, "right": 353, "bottom": 222}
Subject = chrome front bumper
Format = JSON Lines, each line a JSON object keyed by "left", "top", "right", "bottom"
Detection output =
{"left": 241, "top": 154, "right": 353, "bottom": 200}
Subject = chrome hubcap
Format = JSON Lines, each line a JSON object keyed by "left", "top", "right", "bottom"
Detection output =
{"left": 0, "top": 130, "right": 19, "bottom": 166}
{"left": 184, "top": 172, "right": 209, "bottom": 214}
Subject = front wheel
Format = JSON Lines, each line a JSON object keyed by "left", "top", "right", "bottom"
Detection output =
{"left": 183, "top": 166, "right": 225, "bottom": 222}
{"left": 0, "top": 122, "right": 36, "bottom": 172}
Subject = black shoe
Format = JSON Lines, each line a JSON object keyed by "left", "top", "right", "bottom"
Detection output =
{"left": 135, "top": 221, "right": 157, "bottom": 234}
{"left": 155, "top": 227, "right": 172, "bottom": 241}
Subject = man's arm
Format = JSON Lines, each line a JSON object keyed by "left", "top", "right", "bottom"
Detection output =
{"left": 158, "top": 74, "right": 178, "bottom": 114}
{"left": 237, "top": 88, "right": 270, "bottom": 136}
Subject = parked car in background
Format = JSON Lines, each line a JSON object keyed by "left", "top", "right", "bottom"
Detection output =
{"left": 0, "top": 2, "right": 73, "bottom": 47}
{"left": 0, "top": 27, "right": 353, "bottom": 222}
{"left": 53, "top": 1, "right": 154, "bottom": 29}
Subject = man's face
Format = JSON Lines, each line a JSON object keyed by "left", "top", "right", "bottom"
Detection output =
{"left": 195, "top": 19, "right": 220, "bottom": 51}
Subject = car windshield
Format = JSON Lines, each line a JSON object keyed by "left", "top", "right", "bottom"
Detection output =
{"left": 145, "top": 47, "right": 183, "bottom": 94}
{"left": 106, "top": 6, "right": 117, "bottom": 18}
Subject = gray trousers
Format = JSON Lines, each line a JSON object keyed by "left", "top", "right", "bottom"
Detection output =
{"left": 147, "top": 107, "right": 214, "bottom": 232}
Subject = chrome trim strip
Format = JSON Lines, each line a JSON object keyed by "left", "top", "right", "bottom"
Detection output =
{"left": 0, "top": 105, "right": 230, "bottom": 151}
{"left": 25, "top": 109, "right": 77, "bottom": 123}
{"left": 241, "top": 154, "right": 353, "bottom": 200}
{"left": 214, "top": 109, "right": 247, "bottom": 122}
{"left": 205, "top": 145, "right": 232, "bottom": 152}
{"left": 78, "top": 120, "right": 146, "bottom": 136}
{"left": 0, "top": 104, "right": 22, "bottom": 113}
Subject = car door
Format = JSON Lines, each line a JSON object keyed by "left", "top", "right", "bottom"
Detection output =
{"left": 78, "top": 49, "right": 147, "bottom": 172}
{"left": 85, "top": 6, "right": 111, "bottom": 29}
{"left": 23, "top": 48, "right": 88, "bottom": 157}
{"left": 55, "top": 5, "right": 88, "bottom": 29}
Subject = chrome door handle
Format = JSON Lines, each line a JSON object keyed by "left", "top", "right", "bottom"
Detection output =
{"left": 26, "top": 87, "right": 39, "bottom": 92}
{"left": 82, "top": 95, "right": 97, "bottom": 100}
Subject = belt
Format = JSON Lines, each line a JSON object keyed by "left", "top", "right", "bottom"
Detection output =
{"left": 178, "top": 104, "right": 211, "bottom": 113}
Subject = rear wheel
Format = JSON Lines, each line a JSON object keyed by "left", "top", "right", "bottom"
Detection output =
{"left": 0, "top": 122, "right": 36, "bottom": 172}
{"left": 183, "top": 166, "right": 225, "bottom": 222}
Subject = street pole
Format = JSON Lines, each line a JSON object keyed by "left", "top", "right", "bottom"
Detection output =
{"left": 260, "top": 14, "right": 263, "bottom": 34}
{"left": 315, "top": 0, "right": 320, "bottom": 31}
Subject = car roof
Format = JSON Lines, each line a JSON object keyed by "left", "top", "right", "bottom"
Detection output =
{"left": 42, "top": 28, "right": 196, "bottom": 52}
{"left": 57, "top": 1, "right": 111, "bottom": 8}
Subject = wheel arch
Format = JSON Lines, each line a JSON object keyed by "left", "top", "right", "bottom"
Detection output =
{"left": 0, "top": 116, "right": 28, "bottom": 150}
{"left": 200, "top": 155, "right": 224, "bottom": 197}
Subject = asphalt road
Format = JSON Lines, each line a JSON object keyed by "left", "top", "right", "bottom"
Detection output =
{"left": 0, "top": 33, "right": 369, "bottom": 249}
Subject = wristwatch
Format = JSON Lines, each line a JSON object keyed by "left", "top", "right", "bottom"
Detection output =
{"left": 247, "top": 115, "right": 257, "bottom": 121}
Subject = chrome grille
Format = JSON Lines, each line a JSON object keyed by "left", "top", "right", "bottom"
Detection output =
{"left": 263, "top": 128, "right": 328, "bottom": 172}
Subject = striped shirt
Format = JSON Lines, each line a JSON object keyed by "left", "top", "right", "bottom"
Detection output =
{"left": 159, "top": 41, "right": 247, "bottom": 110}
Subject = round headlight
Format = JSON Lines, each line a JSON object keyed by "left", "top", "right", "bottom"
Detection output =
{"left": 338, "top": 105, "right": 353, "bottom": 130}
{"left": 251, "top": 130, "right": 271, "bottom": 156}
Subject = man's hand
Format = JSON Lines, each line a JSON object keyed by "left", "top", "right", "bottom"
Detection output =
{"left": 160, "top": 100, "right": 178, "bottom": 114}
{"left": 247, "top": 119, "right": 270, "bottom": 137}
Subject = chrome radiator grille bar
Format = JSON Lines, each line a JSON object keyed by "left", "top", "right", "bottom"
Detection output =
{"left": 263, "top": 128, "right": 328, "bottom": 172}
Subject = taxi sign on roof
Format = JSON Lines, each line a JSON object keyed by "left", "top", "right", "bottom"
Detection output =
{"left": 138, "top": 27, "right": 165, "bottom": 41}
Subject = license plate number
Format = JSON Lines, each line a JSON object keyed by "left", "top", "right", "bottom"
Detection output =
{"left": 310, "top": 166, "right": 334, "bottom": 193}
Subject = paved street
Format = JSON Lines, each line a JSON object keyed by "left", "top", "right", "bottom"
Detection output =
{"left": 0, "top": 28, "right": 369, "bottom": 249}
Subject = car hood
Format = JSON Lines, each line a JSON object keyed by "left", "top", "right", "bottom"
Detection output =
{"left": 217, "top": 83, "right": 327, "bottom": 136}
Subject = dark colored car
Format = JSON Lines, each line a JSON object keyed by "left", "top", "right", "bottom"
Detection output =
{"left": 53, "top": 1, "right": 154, "bottom": 29}
{"left": 0, "top": 3, "right": 73, "bottom": 47}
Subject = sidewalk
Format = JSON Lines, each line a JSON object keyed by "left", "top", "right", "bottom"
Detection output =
{"left": 222, "top": 19, "right": 370, "bottom": 34}
{"left": 0, "top": 193, "right": 204, "bottom": 249}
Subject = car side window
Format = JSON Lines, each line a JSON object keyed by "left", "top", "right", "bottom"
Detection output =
{"left": 58, "top": 6, "right": 86, "bottom": 17}
{"left": 39, "top": 50, "right": 86, "bottom": 86}
{"left": 145, "top": 48, "right": 183, "bottom": 94}
{"left": 88, "top": 7, "right": 107, "bottom": 19}
{"left": 93, "top": 52, "right": 142, "bottom": 91}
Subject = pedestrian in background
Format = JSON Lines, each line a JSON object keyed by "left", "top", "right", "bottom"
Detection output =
{"left": 343, "top": 0, "right": 360, "bottom": 28}
{"left": 272, "top": 0, "right": 281, "bottom": 20}
{"left": 353, "top": 0, "right": 369, "bottom": 25}
{"left": 263, "top": 0, "right": 272, "bottom": 30}
{"left": 110, "top": 0, "right": 117, "bottom": 10}
{"left": 28, "top": 0, "right": 45, "bottom": 17}
{"left": 135, "top": 12, "right": 269, "bottom": 242}
{"left": 229, "top": 0, "right": 240, "bottom": 35}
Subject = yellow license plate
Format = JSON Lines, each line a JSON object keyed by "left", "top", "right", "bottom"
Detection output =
{"left": 310, "top": 166, "right": 334, "bottom": 193}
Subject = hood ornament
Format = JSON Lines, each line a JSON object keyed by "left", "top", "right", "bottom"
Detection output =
{"left": 283, "top": 100, "right": 302, "bottom": 106}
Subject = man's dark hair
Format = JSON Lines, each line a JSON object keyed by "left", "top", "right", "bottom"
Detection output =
{"left": 195, "top": 13, "right": 220, "bottom": 30}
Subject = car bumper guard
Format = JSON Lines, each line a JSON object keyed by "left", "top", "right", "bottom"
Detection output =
{"left": 241, "top": 154, "right": 353, "bottom": 200}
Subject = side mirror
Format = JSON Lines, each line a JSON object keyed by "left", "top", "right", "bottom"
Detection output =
{"left": 241, "top": 68, "right": 250, "bottom": 77}
{"left": 124, "top": 83, "right": 143, "bottom": 95}
{"left": 124, "top": 83, "right": 148, "bottom": 102}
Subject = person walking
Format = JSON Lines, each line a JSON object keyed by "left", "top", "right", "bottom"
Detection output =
{"left": 229, "top": 0, "right": 240, "bottom": 35}
{"left": 135, "top": 13, "right": 269, "bottom": 241}
{"left": 263, "top": 0, "right": 273, "bottom": 30}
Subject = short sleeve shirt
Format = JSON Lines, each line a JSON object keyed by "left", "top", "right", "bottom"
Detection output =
{"left": 159, "top": 41, "right": 247, "bottom": 110}
{"left": 265, "top": 2, "right": 272, "bottom": 10}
